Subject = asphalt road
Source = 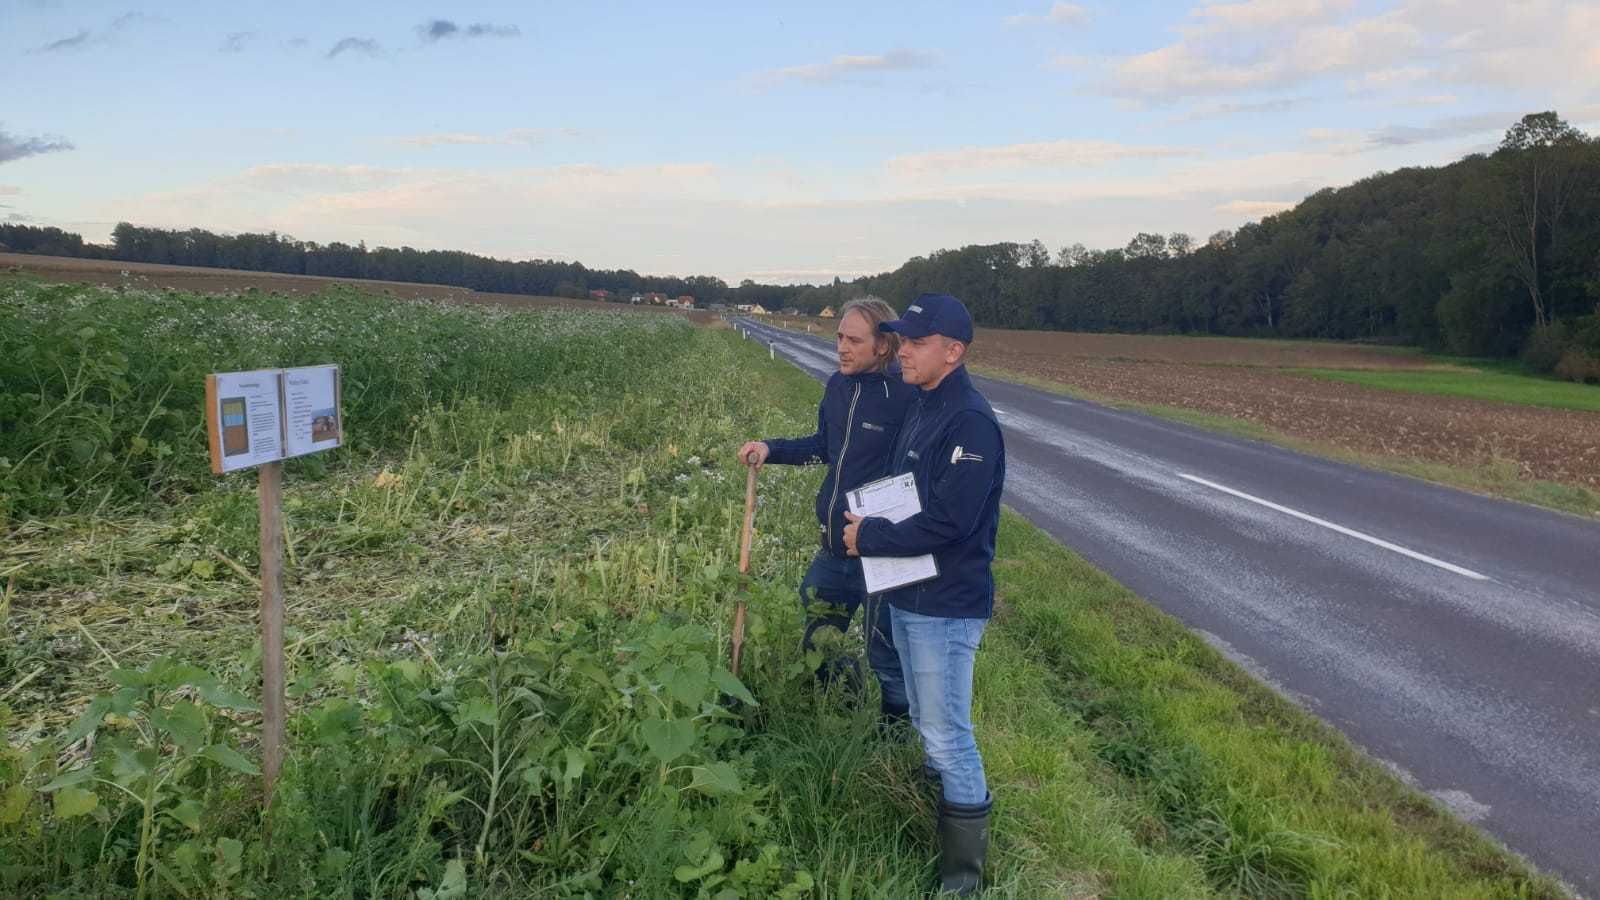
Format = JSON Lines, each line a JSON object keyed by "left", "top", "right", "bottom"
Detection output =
{"left": 735, "top": 317, "right": 1600, "bottom": 897}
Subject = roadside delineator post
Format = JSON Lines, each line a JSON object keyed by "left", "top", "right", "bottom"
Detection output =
{"left": 205, "top": 365, "right": 343, "bottom": 805}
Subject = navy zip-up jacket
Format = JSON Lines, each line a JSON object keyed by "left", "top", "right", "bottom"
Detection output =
{"left": 764, "top": 366, "right": 918, "bottom": 557}
{"left": 854, "top": 366, "right": 1005, "bottom": 619}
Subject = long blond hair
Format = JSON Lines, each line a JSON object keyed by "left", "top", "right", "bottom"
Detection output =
{"left": 838, "top": 297, "right": 900, "bottom": 373}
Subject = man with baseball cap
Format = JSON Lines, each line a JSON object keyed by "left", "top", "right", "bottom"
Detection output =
{"left": 842, "top": 292, "right": 1005, "bottom": 896}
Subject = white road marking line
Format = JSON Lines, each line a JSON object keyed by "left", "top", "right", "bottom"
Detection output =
{"left": 1177, "top": 473, "right": 1489, "bottom": 581}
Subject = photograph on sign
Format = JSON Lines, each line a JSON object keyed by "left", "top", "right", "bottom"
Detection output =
{"left": 207, "top": 369, "right": 283, "bottom": 473}
{"left": 220, "top": 397, "right": 250, "bottom": 456}
{"left": 283, "top": 365, "right": 342, "bottom": 458}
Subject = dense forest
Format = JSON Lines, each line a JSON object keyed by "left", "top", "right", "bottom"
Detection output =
{"left": 4, "top": 112, "right": 1597, "bottom": 375}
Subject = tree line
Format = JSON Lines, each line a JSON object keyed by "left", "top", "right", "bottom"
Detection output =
{"left": 3, "top": 112, "right": 1596, "bottom": 374}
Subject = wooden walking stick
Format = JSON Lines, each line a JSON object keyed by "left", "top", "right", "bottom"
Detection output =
{"left": 731, "top": 455, "right": 758, "bottom": 676}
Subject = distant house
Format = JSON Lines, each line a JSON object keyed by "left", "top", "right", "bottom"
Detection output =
{"left": 644, "top": 292, "right": 667, "bottom": 305}
{"left": 677, "top": 295, "right": 695, "bottom": 308}
{"left": 589, "top": 289, "right": 611, "bottom": 301}
{"left": 734, "top": 303, "right": 754, "bottom": 313}
{"left": 749, "top": 304, "right": 770, "bottom": 315}
{"left": 630, "top": 294, "right": 644, "bottom": 304}
{"left": 818, "top": 306, "right": 835, "bottom": 318}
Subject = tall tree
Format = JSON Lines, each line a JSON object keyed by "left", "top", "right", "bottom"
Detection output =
{"left": 1493, "top": 111, "right": 1588, "bottom": 327}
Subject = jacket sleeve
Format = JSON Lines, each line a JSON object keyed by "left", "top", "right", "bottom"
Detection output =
{"left": 856, "top": 412, "right": 1001, "bottom": 556}
{"left": 763, "top": 399, "right": 828, "bottom": 466}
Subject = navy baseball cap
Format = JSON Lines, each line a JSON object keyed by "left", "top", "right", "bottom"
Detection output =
{"left": 879, "top": 293, "right": 974, "bottom": 343}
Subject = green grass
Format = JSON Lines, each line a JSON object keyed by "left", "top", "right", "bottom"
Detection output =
{"left": 989, "top": 520, "right": 1568, "bottom": 898}
{"left": 1293, "top": 365, "right": 1600, "bottom": 412}
{"left": 0, "top": 280, "right": 1574, "bottom": 897}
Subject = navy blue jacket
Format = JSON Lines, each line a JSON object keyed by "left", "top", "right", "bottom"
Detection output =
{"left": 764, "top": 366, "right": 918, "bottom": 557}
{"left": 855, "top": 366, "right": 1005, "bottom": 619}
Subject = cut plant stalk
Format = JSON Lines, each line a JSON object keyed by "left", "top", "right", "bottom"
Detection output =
{"left": 730, "top": 455, "right": 758, "bottom": 677}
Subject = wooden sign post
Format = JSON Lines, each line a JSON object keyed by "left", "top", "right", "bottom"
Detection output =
{"left": 205, "top": 365, "right": 343, "bottom": 804}
{"left": 257, "top": 461, "right": 286, "bottom": 794}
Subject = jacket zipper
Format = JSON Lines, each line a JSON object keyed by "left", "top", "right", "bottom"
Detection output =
{"left": 827, "top": 382, "right": 863, "bottom": 552}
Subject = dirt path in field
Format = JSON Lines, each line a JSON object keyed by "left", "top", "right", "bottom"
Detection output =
{"left": 968, "top": 348, "right": 1600, "bottom": 490}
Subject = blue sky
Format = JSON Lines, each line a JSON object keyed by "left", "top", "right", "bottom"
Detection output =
{"left": 4, "top": 0, "right": 1597, "bottom": 283}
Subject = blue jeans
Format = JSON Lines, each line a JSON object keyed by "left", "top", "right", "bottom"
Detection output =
{"left": 890, "top": 606, "right": 988, "bottom": 805}
{"left": 798, "top": 552, "right": 907, "bottom": 708}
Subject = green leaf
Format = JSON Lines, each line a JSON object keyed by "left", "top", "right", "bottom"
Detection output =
{"left": 188, "top": 559, "right": 216, "bottom": 579}
{"left": 640, "top": 717, "right": 695, "bottom": 763}
{"left": 1, "top": 784, "right": 31, "bottom": 824}
{"left": 61, "top": 697, "right": 111, "bottom": 746}
{"left": 688, "top": 761, "right": 742, "bottom": 795}
{"left": 673, "top": 848, "right": 724, "bottom": 883}
{"left": 53, "top": 787, "right": 98, "bottom": 818}
{"left": 201, "top": 744, "right": 260, "bottom": 775}
{"left": 112, "top": 745, "right": 159, "bottom": 781}
{"left": 167, "top": 798, "right": 203, "bottom": 832}
{"left": 216, "top": 836, "right": 244, "bottom": 876}
{"left": 419, "top": 858, "right": 468, "bottom": 900}
{"left": 106, "top": 667, "right": 152, "bottom": 689}
{"left": 455, "top": 697, "right": 497, "bottom": 727}
{"left": 519, "top": 763, "right": 546, "bottom": 794}
{"left": 195, "top": 681, "right": 259, "bottom": 712}
{"left": 561, "top": 747, "right": 586, "bottom": 789}
{"left": 712, "top": 669, "right": 758, "bottom": 707}
{"left": 172, "top": 840, "right": 203, "bottom": 876}
{"left": 150, "top": 700, "right": 207, "bottom": 752}
{"left": 40, "top": 766, "right": 95, "bottom": 792}
{"left": 664, "top": 664, "right": 710, "bottom": 709}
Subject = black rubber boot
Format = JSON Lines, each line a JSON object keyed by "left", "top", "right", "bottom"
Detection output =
{"left": 937, "top": 793, "right": 992, "bottom": 896}
{"left": 876, "top": 699, "right": 911, "bottom": 740}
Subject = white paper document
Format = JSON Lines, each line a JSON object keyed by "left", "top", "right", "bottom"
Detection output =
{"left": 282, "top": 365, "right": 342, "bottom": 458}
{"left": 213, "top": 369, "right": 283, "bottom": 473}
{"left": 847, "top": 473, "right": 939, "bottom": 593}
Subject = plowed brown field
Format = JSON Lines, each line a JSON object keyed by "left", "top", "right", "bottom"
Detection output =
{"left": 965, "top": 342, "right": 1600, "bottom": 491}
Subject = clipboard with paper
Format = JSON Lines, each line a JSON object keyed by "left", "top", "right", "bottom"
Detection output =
{"left": 847, "top": 472, "right": 939, "bottom": 594}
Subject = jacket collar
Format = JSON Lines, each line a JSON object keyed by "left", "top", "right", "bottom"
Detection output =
{"left": 918, "top": 364, "right": 970, "bottom": 404}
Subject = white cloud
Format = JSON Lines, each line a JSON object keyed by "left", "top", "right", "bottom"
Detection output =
{"left": 1193, "top": 0, "right": 1353, "bottom": 29}
{"left": 753, "top": 49, "right": 936, "bottom": 87}
{"left": 888, "top": 139, "right": 1201, "bottom": 175}
{"left": 1393, "top": 94, "right": 1458, "bottom": 107}
{"left": 1004, "top": 3, "right": 1090, "bottom": 27}
{"left": 1347, "top": 65, "right": 1431, "bottom": 92}
{"left": 390, "top": 128, "right": 581, "bottom": 148}
{"left": 239, "top": 164, "right": 413, "bottom": 191}
{"left": 1105, "top": 12, "right": 1425, "bottom": 101}
{"left": 1171, "top": 96, "right": 1310, "bottom": 122}
{"left": 1098, "top": 0, "right": 1598, "bottom": 105}
{"left": 1366, "top": 111, "right": 1517, "bottom": 148}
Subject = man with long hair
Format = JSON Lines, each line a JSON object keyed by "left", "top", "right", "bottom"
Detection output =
{"left": 739, "top": 298, "right": 917, "bottom": 728}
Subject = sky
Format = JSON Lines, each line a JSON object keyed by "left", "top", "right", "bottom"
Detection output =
{"left": 3, "top": 1, "right": 1598, "bottom": 285}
